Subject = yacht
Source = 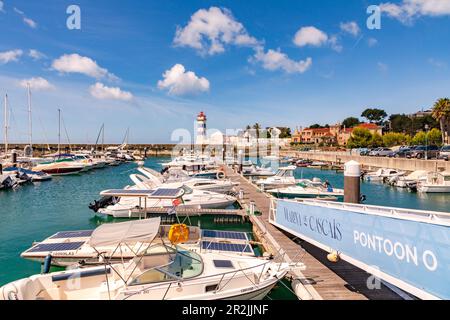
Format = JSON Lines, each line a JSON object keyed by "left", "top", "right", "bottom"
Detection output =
{"left": 388, "top": 170, "right": 428, "bottom": 188}
{"left": 95, "top": 186, "right": 237, "bottom": 218}
{"left": 241, "top": 161, "right": 274, "bottom": 177}
{"left": 255, "top": 166, "right": 297, "bottom": 189}
{"left": 363, "top": 168, "right": 405, "bottom": 182}
{"left": 1, "top": 218, "right": 290, "bottom": 300}
{"left": 267, "top": 180, "right": 344, "bottom": 201}
{"left": 32, "top": 160, "right": 85, "bottom": 176}
{"left": 138, "top": 167, "right": 238, "bottom": 194}
{"left": 21, "top": 223, "right": 255, "bottom": 267}
{"left": 2, "top": 167, "right": 52, "bottom": 182}
{"left": 417, "top": 171, "right": 450, "bottom": 193}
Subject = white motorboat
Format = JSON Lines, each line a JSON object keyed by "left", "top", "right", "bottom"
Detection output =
{"left": 267, "top": 180, "right": 344, "bottom": 200}
{"left": 1, "top": 218, "right": 291, "bottom": 300}
{"left": 388, "top": 170, "right": 428, "bottom": 188}
{"left": 32, "top": 160, "right": 85, "bottom": 176}
{"left": 242, "top": 161, "right": 274, "bottom": 177}
{"left": 417, "top": 171, "right": 450, "bottom": 193}
{"left": 255, "top": 166, "right": 297, "bottom": 189}
{"left": 0, "top": 172, "right": 19, "bottom": 189}
{"left": 21, "top": 224, "right": 255, "bottom": 267}
{"left": 137, "top": 167, "right": 238, "bottom": 194}
{"left": 2, "top": 167, "right": 51, "bottom": 182}
{"left": 363, "top": 168, "right": 405, "bottom": 182}
{"left": 95, "top": 187, "right": 237, "bottom": 218}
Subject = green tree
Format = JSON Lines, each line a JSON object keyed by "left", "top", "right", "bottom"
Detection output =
{"left": 382, "top": 132, "right": 411, "bottom": 147}
{"left": 361, "top": 108, "right": 387, "bottom": 124}
{"left": 279, "top": 127, "right": 292, "bottom": 139}
{"left": 252, "top": 123, "right": 261, "bottom": 139}
{"left": 368, "top": 133, "right": 384, "bottom": 148}
{"left": 347, "top": 128, "right": 372, "bottom": 149}
{"left": 411, "top": 131, "right": 427, "bottom": 145}
{"left": 432, "top": 98, "right": 450, "bottom": 144}
{"left": 427, "top": 128, "right": 443, "bottom": 146}
{"left": 342, "top": 117, "right": 361, "bottom": 128}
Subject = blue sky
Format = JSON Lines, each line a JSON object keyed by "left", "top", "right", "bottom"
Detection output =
{"left": 1, "top": 0, "right": 450, "bottom": 143}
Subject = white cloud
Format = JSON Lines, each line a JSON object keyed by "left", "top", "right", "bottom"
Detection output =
{"left": 428, "top": 58, "right": 447, "bottom": 68}
{"left": 0, "top": 1, "right": 5, "bottom": 13}
{"left": 14, "top": 7, "right": 37, "bottom": 28}
{"left": 253, "top": 47, "right": 312, "bottom": 74}
{"left": 377, "top": 62, "right": 388, "bottom": 72}
{"left": 0, "top": 49, "right": 23, "bottom": 64}
{"left": 157, "top": 64, "right": 210, "bottom": 95}
{"left": 293, "top": 26, "right": 328, "bottom": 47}
{"left": 28, "top": 49, "right": 46, "bottom": 60}
{"left": 23, "top": 17, "right": 37, "bottom": 28}
{"left": 89, "top": 83, "right": 133, "bottom": 101}
{"left": 174, "top": 7, "right": 259, "bottom": 55}
{"left": 52, "top": 54, "right": 117, "bottom": 80}
{"left": 19, "top": 77, "right": 54, "bottom": 90}
{"left": 367, "top": 38, "right": 378, "bottom": 47}
{"left": 340, "top": 21, "right": 360, "bottom": 36}
{"left": 381, "top": 0, "right": 450, "bottom": 24}
{"left": 329, "top": 36, "right": 343, "bottom": 52}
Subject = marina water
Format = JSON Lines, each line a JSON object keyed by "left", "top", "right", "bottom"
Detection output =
{"left": 1, "top": 157, "right": 448, "bottom": 299}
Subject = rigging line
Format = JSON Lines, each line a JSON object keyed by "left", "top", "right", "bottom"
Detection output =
{"left": 35, "top": 110, "right": 50, "bottom": 150}
{"left": 61, "top": 114, "right": 72, "bottom": 151}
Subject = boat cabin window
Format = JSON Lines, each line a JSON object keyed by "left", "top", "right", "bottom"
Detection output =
{"left": 193, "top": 182, "right": 214, "bottom": 187}
{"left": 129, "top": 248, "right": 203, "bottom": 286}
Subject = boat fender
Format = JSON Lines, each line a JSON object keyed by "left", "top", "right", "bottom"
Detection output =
{"left": 327, "top": 251, "right": 340, "bottom": 263}
{"left": 168, "top": 224, "right": 189, "bottom": 244}
{"left": 42, "top": 254, "right": 52, "bottom": 274}
{"left": 360, "top": 194, "right": 367, "bottom": 202}
{"left": 216, "top": 171, "right": 225, "bottom": 180}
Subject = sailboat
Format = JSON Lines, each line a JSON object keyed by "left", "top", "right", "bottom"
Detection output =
{"left": 32, "top": 109, "right": 84, "bottom": 175}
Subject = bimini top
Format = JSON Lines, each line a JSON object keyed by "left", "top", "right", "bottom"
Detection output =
{"left": 100, "top": 188, "right": 185, "bottom": 199}
{"left": 89, "top": 217, "right": 161, "bottom": 247}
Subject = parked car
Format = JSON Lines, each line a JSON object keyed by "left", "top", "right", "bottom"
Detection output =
{"left": 388, "top": 148, "right": 411, "bottom": 158}
{"left": 369, "top": 147, "right": 392, "bottom": 157}
{"left": 357, "top": 148, "right": 369, "bottom": 156}
{"left": 439, "top": 145, "right": 450, "bottom": 161}
{"left": 406, "top": 145, "right": 440, "bottom": 159}
{"left": 368, "top": 148, "right": 382, "bottom": 156}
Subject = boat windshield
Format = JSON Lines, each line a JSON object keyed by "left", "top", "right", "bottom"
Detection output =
{"left": 129, "top": 247, "right": 203, "bottom": 286}
{"left": 181, "top": 185, "right": 194, "bottom": 194}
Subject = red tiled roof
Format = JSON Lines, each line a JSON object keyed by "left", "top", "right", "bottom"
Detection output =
{"left": 358, "top": 123, "right": 380, "bottom": 129}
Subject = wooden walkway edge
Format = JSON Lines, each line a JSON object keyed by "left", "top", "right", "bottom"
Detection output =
{"left": 225, "top": 166, "right": 402, "bottom": 300}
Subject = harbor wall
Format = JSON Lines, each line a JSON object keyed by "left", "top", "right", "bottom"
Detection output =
{"left": 285, "top": 151, "right": 450, "bottom": 172}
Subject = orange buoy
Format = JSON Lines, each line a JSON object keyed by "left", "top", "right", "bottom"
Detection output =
{"left": 168, "top": 224, "right": 189, "bottom": 244}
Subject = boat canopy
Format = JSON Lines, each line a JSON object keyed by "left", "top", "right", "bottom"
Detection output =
{"left": 89, "top": 217, "right": 161, "bottom": 247}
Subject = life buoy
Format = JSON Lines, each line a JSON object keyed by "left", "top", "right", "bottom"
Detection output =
{"left": 168, "top": 224, "right": 189, "bottom": 244}
{"left": 216, "top": 171, "right": 225, "bottom": 180}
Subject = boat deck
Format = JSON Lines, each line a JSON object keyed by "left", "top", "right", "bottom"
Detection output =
{"left": 225, "top": 166, "right": 402, "bottom": 300}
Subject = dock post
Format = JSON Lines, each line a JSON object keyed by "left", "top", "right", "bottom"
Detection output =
{"left": 344, "top": 160, "right": 361, "bottom": 204}
{"left": 11, "top": 149, "right": 17, "bottom": 167}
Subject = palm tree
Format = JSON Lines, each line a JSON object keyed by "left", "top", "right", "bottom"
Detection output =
{"left": 432, "top": 98, "right": 450, "bottom": 144}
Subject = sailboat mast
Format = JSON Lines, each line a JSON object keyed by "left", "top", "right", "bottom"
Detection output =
{"left": 27, "top": 83, "right": 32, "bottom": 148}
{"left": 58, "top": 108, "right": 61, "bottom": 155}
{"left": 4, "top": 94, "right": 8, "bottom": 155}
{"left": 102, "top": 124, "right": 105, "bottom": 153}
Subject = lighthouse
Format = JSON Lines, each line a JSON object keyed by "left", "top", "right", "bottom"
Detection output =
{"left": 196, "top": 111, "right": 207, "bottom": 145}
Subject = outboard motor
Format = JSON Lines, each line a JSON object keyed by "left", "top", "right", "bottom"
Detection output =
{"left": 89, "top": 196, "right": 117, "bottom": 212}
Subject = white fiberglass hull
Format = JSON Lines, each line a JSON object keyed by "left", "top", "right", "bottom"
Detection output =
{"left": 417, "top": 185, "right": 450, "bottom": 193}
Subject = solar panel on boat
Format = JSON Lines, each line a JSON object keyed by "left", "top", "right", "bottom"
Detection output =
{"left": 201, "top": 241, "right": 253, "bottom": 253}
{"left": 151, "top": 188, "right": 181, "bottom": 197}
{"left": 27, "top": 242, "right": 85, "bottom": 253}
{"left": 50, "top": 230, "right": 93, "bottom": 239}
{"left": 213, "top": 260, "right": 234, "bottom": 268}
{"left": 202, "top": 230, "right": 248, "bottom": 241}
